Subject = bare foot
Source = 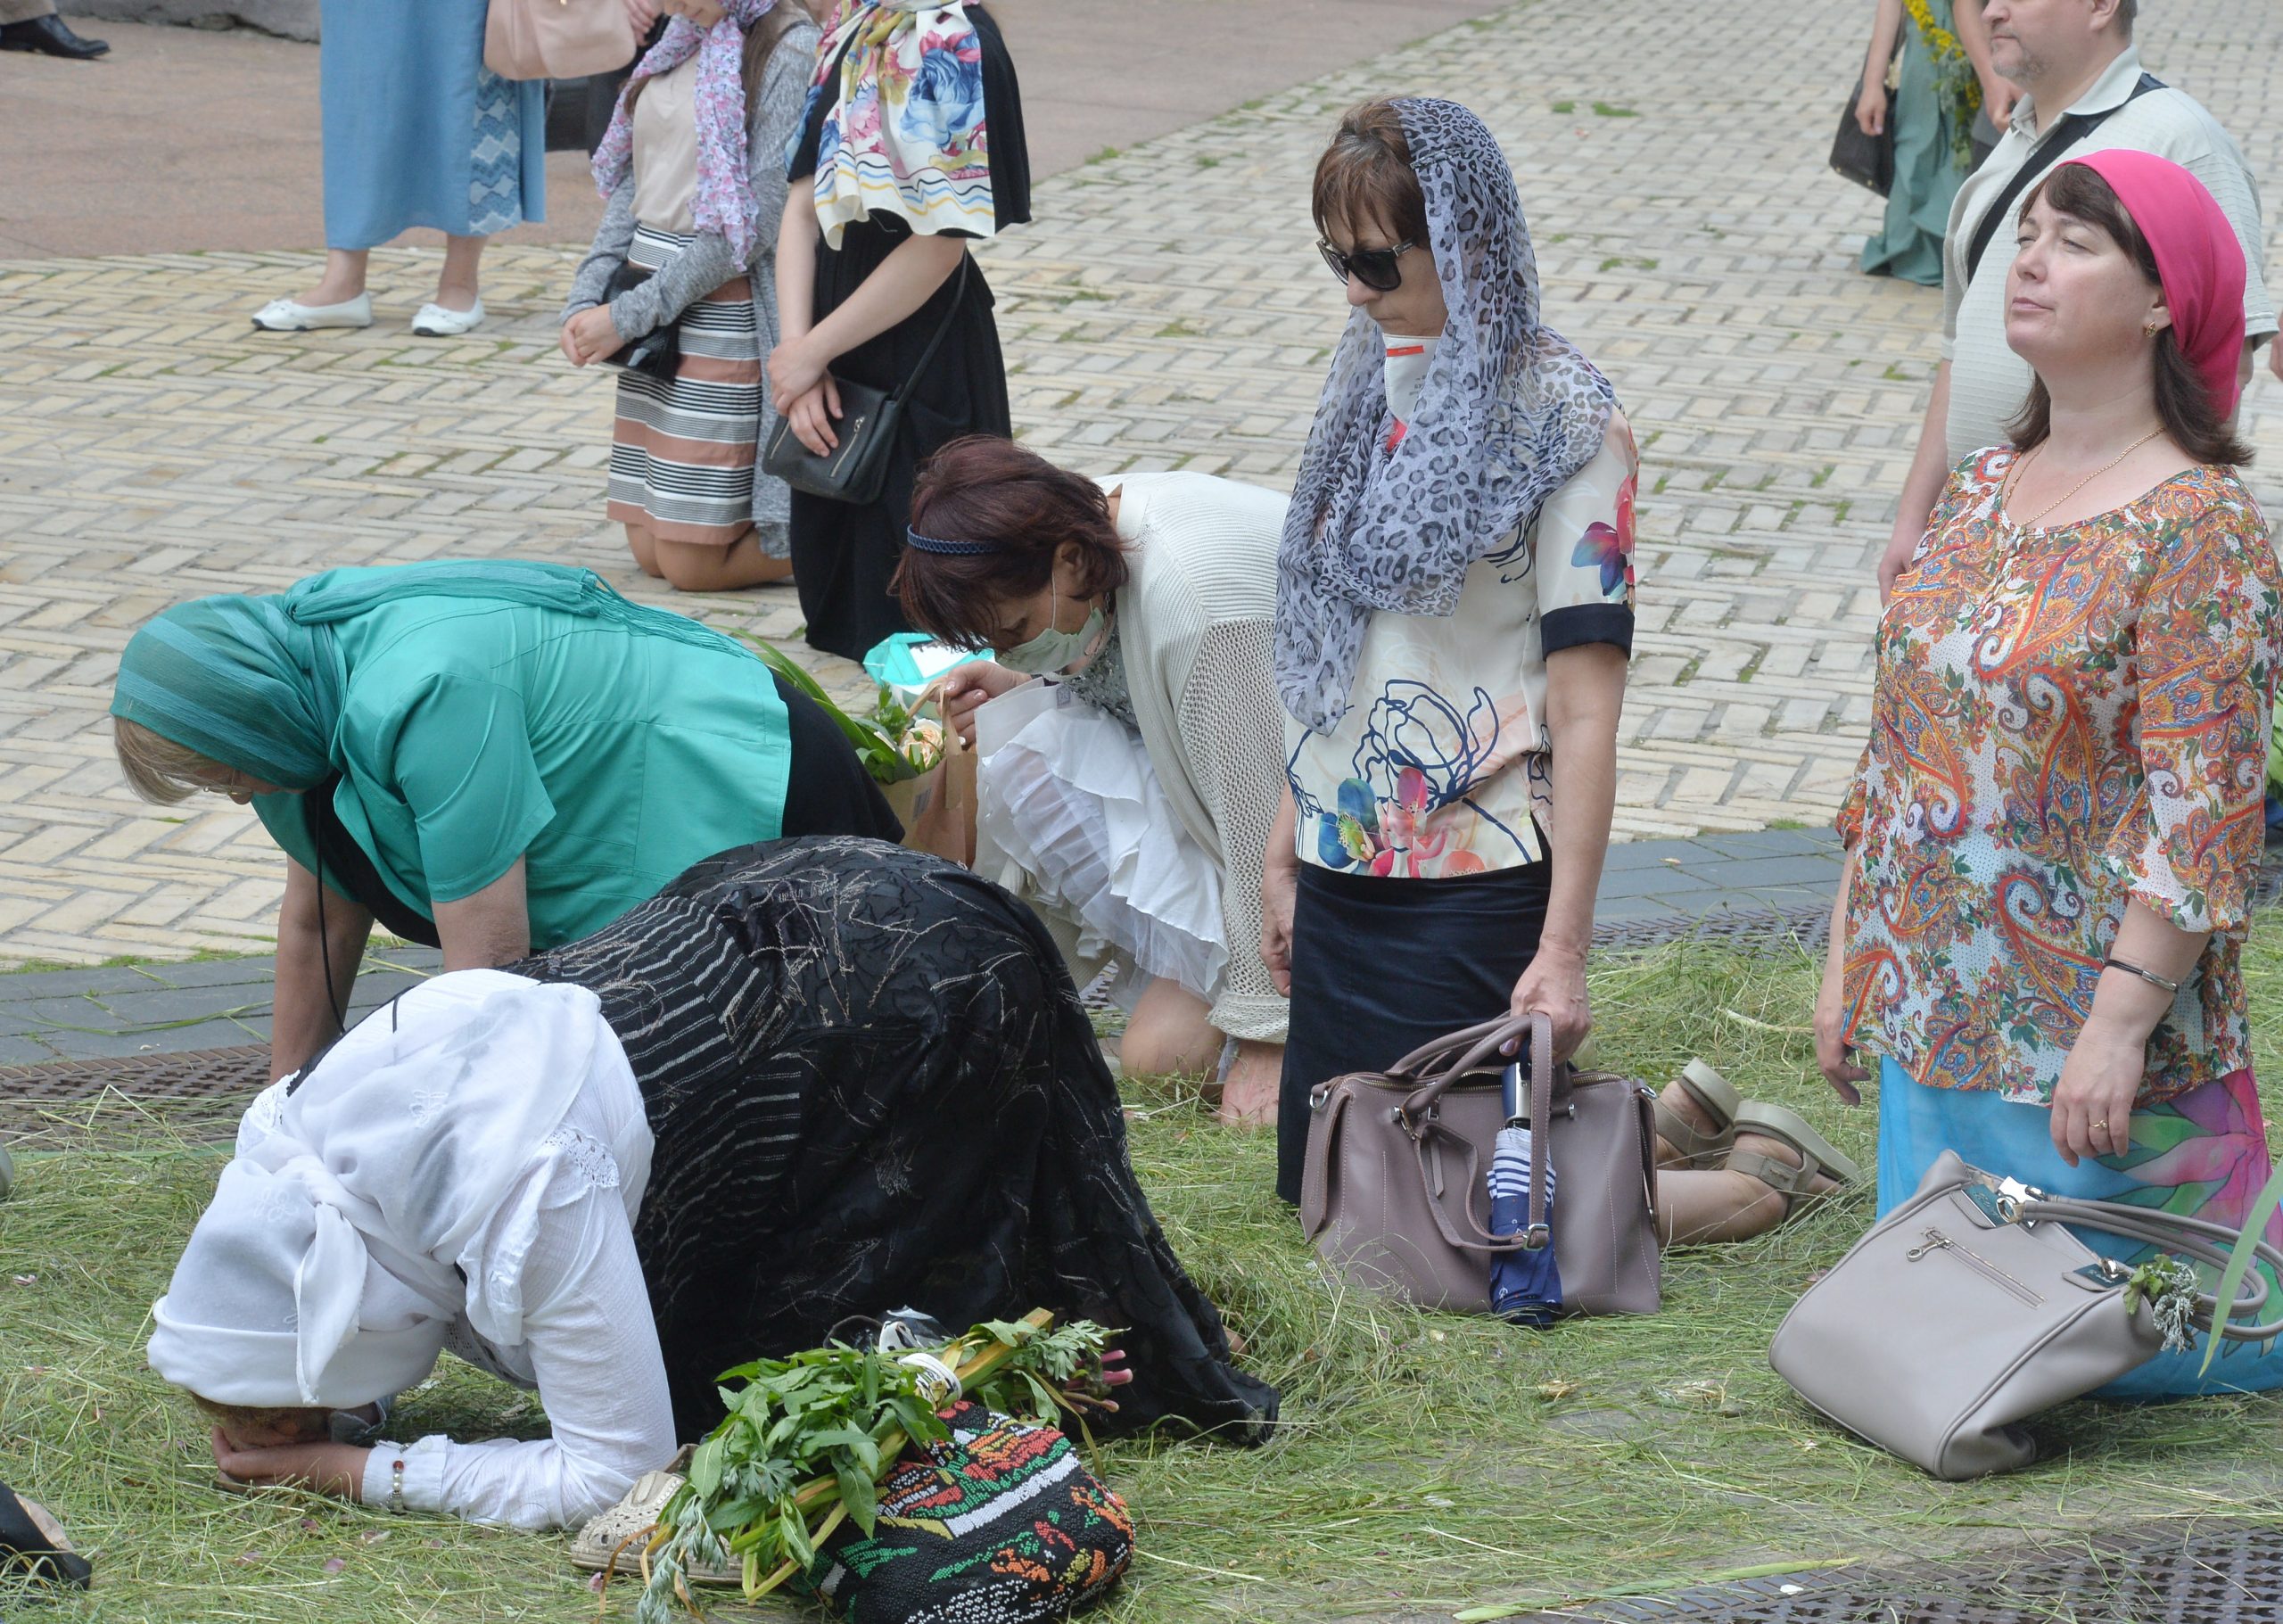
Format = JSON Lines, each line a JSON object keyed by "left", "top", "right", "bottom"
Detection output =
{"left": 1216, "top": 1043, "right": 1281, "bottom": 1128}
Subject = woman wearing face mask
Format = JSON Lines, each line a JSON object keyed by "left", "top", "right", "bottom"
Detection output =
{"left": 896, "top": 436, "right": 1290, "bottom": 1120}
{"left": 1817, "top": 152, "right": 2283, "bottom": 1397}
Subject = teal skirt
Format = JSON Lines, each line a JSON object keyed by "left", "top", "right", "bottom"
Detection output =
{"left": 1876, "top": 1057, "right": 2283, "bottom": 1398}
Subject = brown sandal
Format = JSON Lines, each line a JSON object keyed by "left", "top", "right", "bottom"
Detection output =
{"left": 1726, "top": 1101, "right": 1862, "bottom": 1221}
{"left": 1653, "top": 1059, "right": 1743, "bottom": 1169}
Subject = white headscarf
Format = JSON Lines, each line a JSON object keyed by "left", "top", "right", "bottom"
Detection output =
{"left": 149, "top": 972, "right": 644, "bottom": 1407}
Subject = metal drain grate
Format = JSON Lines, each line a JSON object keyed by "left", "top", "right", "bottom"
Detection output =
{"left": 1525, "top": 1522, "right": 2283, "bottom": 1622}
{"left": 0, "top": 1045, "right": 269, "bottom": 1135}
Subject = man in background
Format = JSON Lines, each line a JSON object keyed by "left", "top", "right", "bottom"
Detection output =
{"left": 1876, "top": 0, "right": 2271, "bottom": 599}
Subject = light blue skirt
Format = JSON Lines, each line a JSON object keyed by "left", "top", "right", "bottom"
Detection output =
{"left": 1877, "top": 1056, "right": 2283, "bottom": 1399}
{"left": 319, "top": 0, "right": 547, "bottom": 247}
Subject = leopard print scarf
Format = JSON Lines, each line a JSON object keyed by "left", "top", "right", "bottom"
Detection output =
{"left": 1274, "top": 97, "right": 1615, "bottom": 734}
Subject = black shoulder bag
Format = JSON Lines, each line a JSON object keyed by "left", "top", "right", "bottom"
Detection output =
{"left": 762, "top": 255, "right": 970, "bottom": 507}
{"left": 1961, "top": 73, "right": 2164, "bottom": 284}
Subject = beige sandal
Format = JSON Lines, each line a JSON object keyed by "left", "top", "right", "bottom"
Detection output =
{"left": 568, "top": 1458, "right": 741, "bottom": 1587}
{"left": 1726, "top": 1101, "right": 1862, "bottom": 1219}
{"left": 1653, "top": 1059, "right": 1743, "bottom": 1169}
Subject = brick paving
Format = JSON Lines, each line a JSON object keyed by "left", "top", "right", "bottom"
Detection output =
{"left": 1, "top": 0, "right": 2279, "bottom": 967}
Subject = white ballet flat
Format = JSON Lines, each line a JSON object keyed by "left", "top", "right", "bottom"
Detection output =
{"left": 409, "top": 298, "right": 485, "bottom": 337}
{"left": 250, "top": 292, "right": 373, "bottom": 332}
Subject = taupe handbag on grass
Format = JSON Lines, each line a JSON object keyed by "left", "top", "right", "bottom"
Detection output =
{"left": 1770, "top": 1150, "right": 2283, "bottom": 1480}
{"left": 1298, "top": 1012, "right": 1661, "bottom": 1316}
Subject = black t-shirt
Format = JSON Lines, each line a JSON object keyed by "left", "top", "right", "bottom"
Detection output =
{"left": 786, "top": 4, "right": 1031, "bottom": 238}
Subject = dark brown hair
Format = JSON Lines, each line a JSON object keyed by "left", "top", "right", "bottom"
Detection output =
{"left": 620, "top": 10, "right": 804, "bottom": 122}
{"left": 895, "top": 437, "right": 1129, "bottom": 650}
{"left": 2007, "top": 162, "right": 2252, "bottom": 467}
{"left": 1312, "top": 100, "right": 1431, "bottom": 249}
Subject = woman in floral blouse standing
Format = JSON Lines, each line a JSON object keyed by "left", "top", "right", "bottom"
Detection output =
{"left": 1818, "top": 151, "right": 2283, "bottom": 1397}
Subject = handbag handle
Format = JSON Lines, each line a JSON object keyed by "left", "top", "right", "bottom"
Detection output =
{"left": 2021, "top": 1195, "right": 2283, "bottom": 1343}
{"left": 1399, "top": 1011, "right": 1562, "bottom": 1256}
{"left": 886, "top": 256, "right": 970, "bottom": 408}
{"left": 1397, "top": 1011, "right": 1551, "bottom": 1121}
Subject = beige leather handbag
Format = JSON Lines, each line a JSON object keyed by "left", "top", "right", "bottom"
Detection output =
{"left": 1298, "top": 1012, "right": 1661, "bottom": 1316}
{"left": 1770, "top": 1150, "right": 2283, "bottom": 1480}
{"left": 484, "top": 0, "right": 638, "bottom": 81}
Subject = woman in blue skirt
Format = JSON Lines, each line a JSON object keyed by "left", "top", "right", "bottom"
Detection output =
{"left": 251, "top": 0, "right": 549, "bottom": 337}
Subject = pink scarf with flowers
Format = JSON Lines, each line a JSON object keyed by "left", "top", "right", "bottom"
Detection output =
{"left": 592, "top": 0, "right": 780, "bottom": 264}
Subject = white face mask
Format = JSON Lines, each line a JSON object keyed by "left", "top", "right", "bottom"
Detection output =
{"left": 998, "top": 586, "right": 1109, "bottom": 675}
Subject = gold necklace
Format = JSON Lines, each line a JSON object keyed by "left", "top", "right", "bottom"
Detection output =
{"left": 1998, "top": 427, "right": 2165, "bottom": 540}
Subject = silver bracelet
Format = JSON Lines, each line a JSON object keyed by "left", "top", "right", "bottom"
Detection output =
{"left": 2102, "top": 955, "right": 2180, "bottom": 996}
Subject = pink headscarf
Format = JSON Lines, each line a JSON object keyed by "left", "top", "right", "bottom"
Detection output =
{"left": 2053, "top": 150, "right": 2247, "bottom": 416}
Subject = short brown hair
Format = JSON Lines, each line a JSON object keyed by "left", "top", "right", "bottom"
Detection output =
{"left": 2007, "top": 162, "right": 2252, "bottom": 467}
{"left": 113, "top": 715, "right": 219, "bottom": 805}
{"left": 1312, "top": 100, "right": 1430, "bottom": 249}
{"left": 895, "top": 437, "right": 1128, "bottom": 650}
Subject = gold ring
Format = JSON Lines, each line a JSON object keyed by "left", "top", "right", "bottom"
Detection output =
{"left": 2090, "top": 1119, "right": 2109, "bottom": 1133}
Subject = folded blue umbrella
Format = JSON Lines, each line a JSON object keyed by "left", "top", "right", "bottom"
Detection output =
{"left": 1488, "top": 1062, "right": 1562, "bottom": 1325}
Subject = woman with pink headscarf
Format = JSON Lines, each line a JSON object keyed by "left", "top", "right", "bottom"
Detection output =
{"left": 1816, "top": 150, "right": 2283, "bottom": 1397}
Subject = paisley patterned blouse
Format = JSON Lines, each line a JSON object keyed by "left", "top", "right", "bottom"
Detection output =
{"left": 1839, "top": 450, "right": 2283, "bottom": 1106}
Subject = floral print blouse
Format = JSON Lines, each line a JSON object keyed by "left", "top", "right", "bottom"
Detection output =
{"left": 1284, "top": 335, "right": 1639, "bottom": 878}
{"left": 1840, "top": 450, "right": 2283, "bottom": 1106}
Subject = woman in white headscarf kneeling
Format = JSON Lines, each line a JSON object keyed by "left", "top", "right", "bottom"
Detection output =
{"left": 148, "top": 837, "right": 1274, "bottom": 1529}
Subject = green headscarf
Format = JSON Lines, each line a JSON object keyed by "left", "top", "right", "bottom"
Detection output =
{"left": 111, "top": 561, "right": 731, "bottom": 788}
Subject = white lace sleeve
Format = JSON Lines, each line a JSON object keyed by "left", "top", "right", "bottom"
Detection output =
{"left": 1177, "top": 616, "right": 1290, "bottom": 1043}
{"left": 363, "top": 1165, "right": 676, "bottom": 1530}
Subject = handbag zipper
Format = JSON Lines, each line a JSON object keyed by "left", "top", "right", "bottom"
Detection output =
{"left": 828, "top": 416, "right": 868, "bottom": 477}
{"left": 1906, "top": 1226, "right": 2044, "bottom": 1306}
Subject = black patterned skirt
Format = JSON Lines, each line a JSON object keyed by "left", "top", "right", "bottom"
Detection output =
{"left": 515, "top": 837, "right": 1276, "bottom": 1445}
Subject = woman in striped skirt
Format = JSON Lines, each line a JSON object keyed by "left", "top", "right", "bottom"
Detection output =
{"left": 561, "top": 0, "right": 820, "bottom": 592}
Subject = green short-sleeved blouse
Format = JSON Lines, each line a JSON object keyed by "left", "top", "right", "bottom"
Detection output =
{"left": 250, "top": 595, "right": 793, "bottom": 948}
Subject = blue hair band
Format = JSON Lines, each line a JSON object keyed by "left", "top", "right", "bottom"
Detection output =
{"left": 905, "top": 529, "right": 1001, "bottom": 557}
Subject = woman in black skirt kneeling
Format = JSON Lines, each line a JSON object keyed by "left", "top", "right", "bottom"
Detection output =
{"left": 144, "top": 837, "right": 1273, "bottom": 1531}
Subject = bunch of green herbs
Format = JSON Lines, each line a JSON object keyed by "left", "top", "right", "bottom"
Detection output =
{"left": 636, "top": 1313, "right": 1110, "bottom": 1619}
{"left": 740, "top": 637, "right": 944, "bottom": 785}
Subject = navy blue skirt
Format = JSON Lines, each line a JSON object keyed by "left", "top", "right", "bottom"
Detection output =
{"left": 1276, "top": 859, "right": 1552, "bottom": 1203}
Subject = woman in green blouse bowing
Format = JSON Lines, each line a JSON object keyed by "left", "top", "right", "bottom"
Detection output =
{"left": 109, "top": 561, "right": 898, "bottom": 1079}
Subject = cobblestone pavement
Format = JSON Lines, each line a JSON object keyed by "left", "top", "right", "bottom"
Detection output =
{"left": 2, "top": 0, "right": 2279, "bottom": 966}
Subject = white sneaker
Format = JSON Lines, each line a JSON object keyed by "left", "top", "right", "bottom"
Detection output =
{"left": 409, "top": 298, "right": 485, "bottom": 337}
{"left": 251, "top": 292, "right": 373, "bottom": 332}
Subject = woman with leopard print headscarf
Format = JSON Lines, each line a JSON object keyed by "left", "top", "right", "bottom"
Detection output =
{"left": 1268, "top": 100, "right": 1858, "bottom": 1243}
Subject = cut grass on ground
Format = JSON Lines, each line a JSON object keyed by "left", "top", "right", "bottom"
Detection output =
{"left": 6, "top": 936, "right": 2283, "bottom": 1622}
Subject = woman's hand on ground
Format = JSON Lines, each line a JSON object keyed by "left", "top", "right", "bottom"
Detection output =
{"left": 938, "top": 662, "right": 1026, "bottom": 745}
{"left": 2051, "top": 1015, "right": 2144, "bottom": 1166}
{"left": 1505, "top": 944, "right": 1592, "bottom": 1060}
{"left": 565, "top": 307, "right": 624, "bottom": 367}
{"left": 211, "top": 1430, "right": 368, "bottom": 1503}
{"left": 767, "top": 335, "right": 830, "bottom": 416}
{"left": 1855, "top": 79, "right": 1888, "bottom": 136}
{"left": 782, "top": 376, "right": 844, "bottom": 457}
{"left": 1812, "top": 944, "right": 1868, "bottom": 1105}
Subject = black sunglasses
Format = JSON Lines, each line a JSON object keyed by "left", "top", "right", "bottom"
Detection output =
{"left": 1317, "top": 238, "right": 1417, "bottom": 293}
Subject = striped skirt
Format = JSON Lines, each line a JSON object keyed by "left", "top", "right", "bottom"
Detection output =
{"left": 606, "top": 224, "right": 762, "bottom": 547}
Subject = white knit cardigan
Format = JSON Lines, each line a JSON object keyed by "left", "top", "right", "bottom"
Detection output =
{"left": 1106, "top": 473, "right": 1290, "bottom": 1043}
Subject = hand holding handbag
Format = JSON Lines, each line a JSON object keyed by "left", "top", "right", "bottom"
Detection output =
{"left": 1829, "top": 81, "right": 1895, "bottom": 196}
{"left": 763, "top": 259, "right": 970, "bottom": 507}
{"left": 1299, "top": 1011, "right": 1661, "bottom": 1317}
{"left": 1770, "top": 1150, "right": 2283, "bottom": 1480}
{"left": 597, "top": 262, "right": 680, "bottom": 383}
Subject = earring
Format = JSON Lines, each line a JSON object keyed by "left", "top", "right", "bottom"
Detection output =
{"left": 2143, "top": 319, "right": 2162, "bottom": 337}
